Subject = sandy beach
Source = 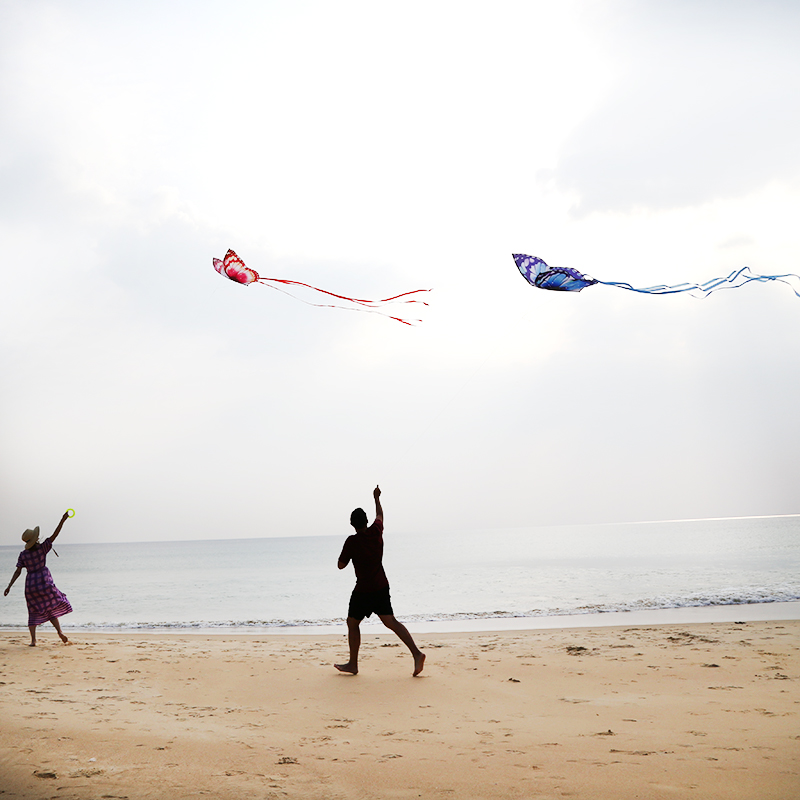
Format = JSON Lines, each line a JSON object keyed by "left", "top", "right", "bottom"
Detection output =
{"left": 1, "top": 620, "right": 797, "bottom": 799}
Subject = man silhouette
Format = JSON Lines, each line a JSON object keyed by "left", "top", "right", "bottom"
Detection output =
{"left": 335, "top": 486, "right": 425, "bottom": 676}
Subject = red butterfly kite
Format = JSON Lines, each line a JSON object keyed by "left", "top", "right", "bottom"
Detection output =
{"left": 213, "top": 249, "right": 430, "bottom": 325}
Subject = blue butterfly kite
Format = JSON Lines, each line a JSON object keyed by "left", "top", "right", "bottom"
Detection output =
{"left": 513, "top": 254, "right": 800, "bottom": 297}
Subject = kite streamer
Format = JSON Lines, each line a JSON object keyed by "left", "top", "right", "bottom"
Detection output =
{"left": 214, "top": 249, "right": 430, "bottom": 324}
{"left": 513, "top": 254, "right": 800, "bottom": 297}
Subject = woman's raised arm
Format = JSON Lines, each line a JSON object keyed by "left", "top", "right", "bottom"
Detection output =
{"left": 50, "top": 511, "right": 71, "bottom": 543}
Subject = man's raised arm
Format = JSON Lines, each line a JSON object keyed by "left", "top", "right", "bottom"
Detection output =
{"left": 373, "top": 485, "right": 383, "bottom": 522}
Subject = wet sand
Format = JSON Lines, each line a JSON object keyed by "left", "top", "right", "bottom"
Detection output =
{"left": 1, "top": 619, "right": 798, "bottom": 799}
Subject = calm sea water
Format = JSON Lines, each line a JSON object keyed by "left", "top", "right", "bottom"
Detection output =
{"left": 1, "top": 516, "right": 798, "bottom": 633}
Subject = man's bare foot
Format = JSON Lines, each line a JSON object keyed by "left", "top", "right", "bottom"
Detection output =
{"left": 62, "top": 639, "right": 72, "bottom": 646}
{"left": 28, "top": 642, "right": 36, "bottom": 647}
{"left": 334, "top": 662, "right": 358, "bottom": 674}
{"left": 413, "top": 652, "right": 426, "bottom": 676}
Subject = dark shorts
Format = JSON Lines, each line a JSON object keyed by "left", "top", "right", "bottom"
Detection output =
{"left": 348, "top": 587, "right": 393, "bottom": 621}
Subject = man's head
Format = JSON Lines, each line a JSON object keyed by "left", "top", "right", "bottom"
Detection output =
{"left": 350, "top": 507, "right": 368, "bottom": 529}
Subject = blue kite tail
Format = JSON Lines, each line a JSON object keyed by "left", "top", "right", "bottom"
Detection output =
{"left": 596, "top": 266, "right": 800, "bottom": 298}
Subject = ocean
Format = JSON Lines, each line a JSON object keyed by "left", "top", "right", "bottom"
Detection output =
{"left": 1, "top": 515, "right": 799, "bottom": 634}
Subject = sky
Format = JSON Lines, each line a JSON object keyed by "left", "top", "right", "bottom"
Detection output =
{"left": 2, "top": 0, "right": 799, "bottom": 544}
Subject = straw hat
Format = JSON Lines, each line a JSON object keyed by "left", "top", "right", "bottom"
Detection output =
{"left": 22, "top": 527, "right": 40, "bottom": 549}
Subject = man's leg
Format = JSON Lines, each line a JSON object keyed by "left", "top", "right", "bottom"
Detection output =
{"left": 378, "top": 615, "right": 425, "bottom": 676}
{"left": 335, "top": 616, "right": 361, "bottom": 674}
{"left": 28, "top": 625, "right": 36, "bottom": 647}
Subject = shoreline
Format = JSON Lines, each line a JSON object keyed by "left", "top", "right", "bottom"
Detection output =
{"left": 1, "top": 618, "right": 798, "bottom": 799}
{"left": 3, "top": 599, "right": 798, "bottom": 637}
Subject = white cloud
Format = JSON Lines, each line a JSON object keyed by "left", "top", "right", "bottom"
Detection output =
{"left": 1, "top": 0, "right": 799, "bottom": 543}
{"left": 544, "top": 1, "right": 800, "bottom": 214}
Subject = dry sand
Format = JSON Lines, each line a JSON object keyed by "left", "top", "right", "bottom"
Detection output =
{"left": 1, "top": 620, "right": 798, "bottom": 799}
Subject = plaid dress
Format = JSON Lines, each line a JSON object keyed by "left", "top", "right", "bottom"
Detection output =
{"left": 16, "top": 537, "right": 72, "bottom": 627}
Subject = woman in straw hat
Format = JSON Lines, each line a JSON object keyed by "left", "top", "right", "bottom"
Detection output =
{"left": 4, "top": 511, "right": 73, "bottom": 646}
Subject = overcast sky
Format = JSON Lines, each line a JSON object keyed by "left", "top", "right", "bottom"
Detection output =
{"left": 2, "top": 0, "right": 799, "bottom": 544}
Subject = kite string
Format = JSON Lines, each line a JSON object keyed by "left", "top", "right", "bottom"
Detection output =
{"left": 258, "top": 278, "right": 431, "bottom": 308}
{"left": 384, "top": 300, "right": 534, "bottom": 474}
{"left": 257, "top": 281, "right": 423, "bottom": 325}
